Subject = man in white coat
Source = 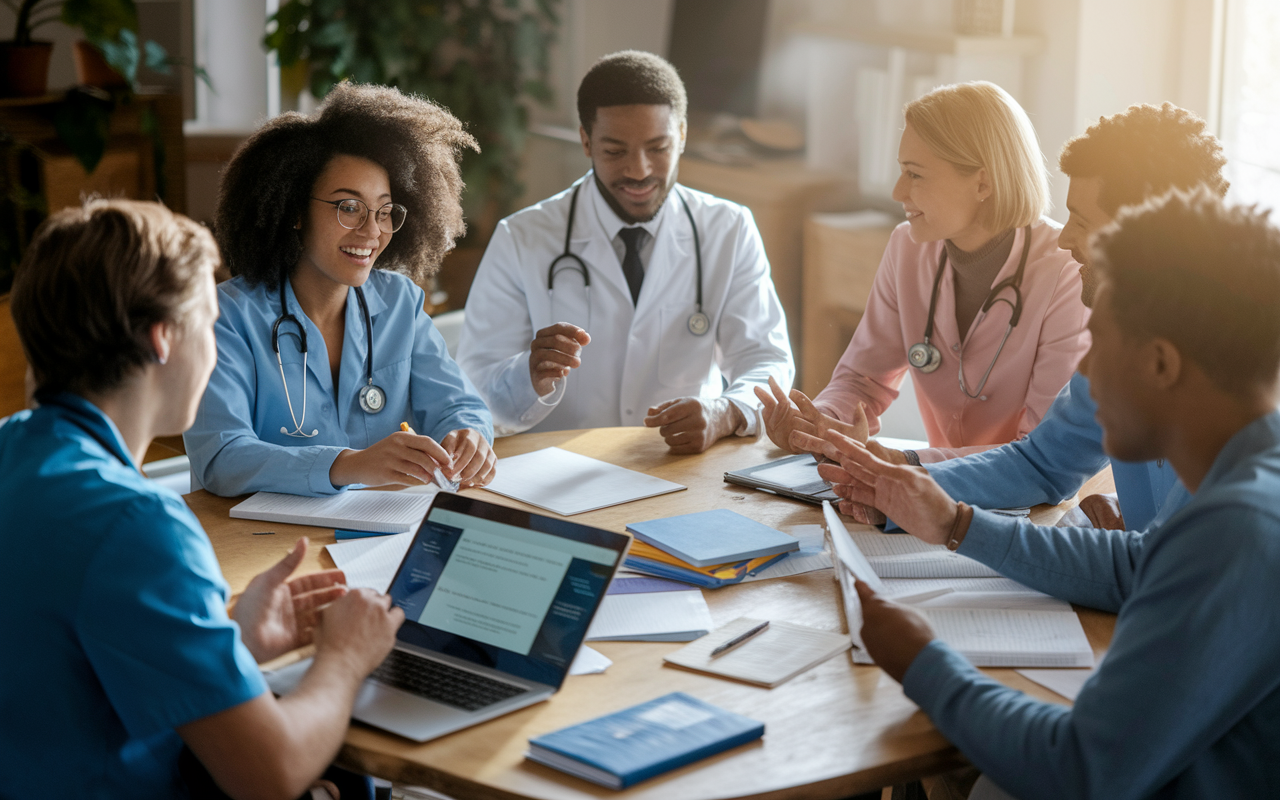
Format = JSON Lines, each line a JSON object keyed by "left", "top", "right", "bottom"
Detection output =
{"left": 458, "top": 50, "right": 794, "bottom": 453}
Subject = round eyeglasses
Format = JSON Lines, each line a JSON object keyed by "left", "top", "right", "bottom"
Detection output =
{"left": 311, "top": 197, "right": 408, "bottom": 233}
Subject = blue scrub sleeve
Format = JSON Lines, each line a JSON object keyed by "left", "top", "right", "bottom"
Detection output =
{"left": 76, "top": 497, "right": 266, "bottom": 739}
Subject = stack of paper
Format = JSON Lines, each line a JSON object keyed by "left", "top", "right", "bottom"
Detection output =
{"left": 483, "top": 447, "right": 685, "bottom": 515}
{"left": 585, "top": 587, "right": 713, "bottom": 642}
{"left": 824, "top": 503, "right": 1094, "bottom": 668}
{"left": 626, "top": 509, "right": 799, "bottom": 566}
{"left": 664, "top": 617, "right": 851, "bottom": 687}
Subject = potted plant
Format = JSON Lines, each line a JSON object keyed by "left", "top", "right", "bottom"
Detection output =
{"left": 1, "top": 0, "right": 56, "bottom": 96}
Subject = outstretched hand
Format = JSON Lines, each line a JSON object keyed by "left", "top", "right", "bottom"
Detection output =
{"left": 794, "top": 429, "right": 957, "bottom": 545}
{"left": 232, "top": 538, "right": 347, "bottom": 664}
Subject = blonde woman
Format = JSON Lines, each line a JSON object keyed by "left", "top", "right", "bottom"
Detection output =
{"left": 761, "top": 81, "right": 1088, "bottom": 466}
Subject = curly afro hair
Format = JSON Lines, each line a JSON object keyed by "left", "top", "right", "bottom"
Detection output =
{"left": 215, "top": 82, "right": 478, "bottom": 289}
{"left": 1059, "top": 102, "right": 1228, "bottom": 215}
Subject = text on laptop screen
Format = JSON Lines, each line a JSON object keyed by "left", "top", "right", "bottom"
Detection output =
{"left": 387, "top": 504, "right": 621, "bottom": 686}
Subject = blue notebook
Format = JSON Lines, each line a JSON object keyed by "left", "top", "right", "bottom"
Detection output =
{"left": 625, "top": 508, "right": 799, "bottom": 567}
{"left": 526, "top": 692, "right": 764, "bottom": 789}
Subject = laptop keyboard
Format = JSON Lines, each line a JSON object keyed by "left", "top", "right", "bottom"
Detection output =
{"left": 370, "top": 650, "right": 528, "bottom": 711}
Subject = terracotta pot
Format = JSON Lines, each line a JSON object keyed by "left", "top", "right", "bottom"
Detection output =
{"left": 73, "top": 40, "right": 129, "bottom": 89}
{"left": 0, "top": 41, "right": 54, "bottom": 97}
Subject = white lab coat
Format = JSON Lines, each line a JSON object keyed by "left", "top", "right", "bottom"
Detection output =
{"left": 458, "top": 173, "right": 794, "bottom": 436}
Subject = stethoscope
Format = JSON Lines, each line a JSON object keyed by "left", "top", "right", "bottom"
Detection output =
{"left": 907, "top": 226, "right": 1031, "bottom": 400}
{"left": 271, "top": 279, "right": 386, "bottom": 438}
{"left": 547, "top": 182, "right": 711, "bottom": 337}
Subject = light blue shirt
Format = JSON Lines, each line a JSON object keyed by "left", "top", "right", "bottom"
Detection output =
{"left": 904, "top": 410, "right": 1280, "bottom": 799}
{"left": 0, "top": 393, "right": 265, "bottom": 799}
{"left": 186, "top": 269, "right": 493, "bottom": 497}
{"left": 926, "top": 371, "right": 1190, "bottom": 531}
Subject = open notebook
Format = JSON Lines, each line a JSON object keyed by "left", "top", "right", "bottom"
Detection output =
{"left": 823, "top": 503, "right": 1094, "bottom": 668}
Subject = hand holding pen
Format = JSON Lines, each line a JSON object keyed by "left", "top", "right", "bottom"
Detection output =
{"left": 401, "top": 422, "right": 499, "bottom": 491}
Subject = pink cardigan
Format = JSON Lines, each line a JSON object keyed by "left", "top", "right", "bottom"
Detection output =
{"left": 813, "top": 220, "right": 1089, "bottom": 463}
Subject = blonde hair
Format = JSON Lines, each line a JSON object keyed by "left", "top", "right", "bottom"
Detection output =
{"left": 904, "top": 81, "right": 1050, "bottom": 233}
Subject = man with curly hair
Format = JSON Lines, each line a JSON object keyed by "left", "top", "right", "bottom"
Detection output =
{"left": 838, "top": 103, "right": 1228, "bottom": 542}
{"left": 184, "top": 83, "right": 497, "bottom": 497}
{"left": 458, "top": 51, "right": 794, "bottom": 453}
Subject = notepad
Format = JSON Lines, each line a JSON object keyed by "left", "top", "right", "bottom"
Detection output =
{"left": 585, "top": 588, "right": 713, "bottom": 642}
{"left": 664, "top": 617, "right": 851, "bottom": 687}
{"left": 230, "top": 489, "right": 436, "bottom": 533}
{"left": 626, "top": 509, "right": 799, "bottom": 567}
{"left": 325, "top": 531, "right": 413, "bottom": 592}
{"left": 483, "top": 447, "right": 686, "bottom": 515}
{"left": 824, "top": 503, "right": 1093, "bottom": 668}
{"left": 526, "top": 692, "right": 764, "bottom": 789}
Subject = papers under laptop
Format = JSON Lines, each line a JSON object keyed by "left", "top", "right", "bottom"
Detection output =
{"left": 266, "top": 493, "right": 630, "bottom": 742}
{"left": 821, "top": 502, "right": 1093, "bottom": 668}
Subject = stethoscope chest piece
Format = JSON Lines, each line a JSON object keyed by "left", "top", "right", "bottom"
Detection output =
{"left": 687, "top": 310, "right": 710, "bottom": 336}
{"left": 359, "top": 383, "right": 386, "bottom": 414}
{"left": 907, "top": 341, "right": 942, "bottom": 373}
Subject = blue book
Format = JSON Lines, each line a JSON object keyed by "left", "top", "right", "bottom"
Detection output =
{"left": 526, "top": 692, "right": 764, "bottom": 789}
{"left": 626, "top": 508, "right": 799, "bottom": 567}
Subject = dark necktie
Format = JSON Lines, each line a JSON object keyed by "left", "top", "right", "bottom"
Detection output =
{"left": 618, "top": 227, "right": 647, "bottom": 306}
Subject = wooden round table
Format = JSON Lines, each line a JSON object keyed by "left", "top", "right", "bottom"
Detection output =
{"left": 190, "top": 427, "right": 1114, "bottom": 800}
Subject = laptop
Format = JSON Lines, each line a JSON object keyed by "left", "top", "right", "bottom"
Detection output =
{"left": 265, "top": 492, "right": 631, "bottom": 742}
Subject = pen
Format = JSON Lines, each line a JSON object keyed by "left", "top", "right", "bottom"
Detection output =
{"left": 709, "top": 620, "right": 770, "bottom": 658}
{"left": 892, "top": 587, "right": 955, "bottom": 605}
{"left": 400, "top": 422, "right": 459, "bottom": 492}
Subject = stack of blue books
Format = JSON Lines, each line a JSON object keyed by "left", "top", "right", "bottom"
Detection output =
{"left": 622, "top": 509, "right": 799, "bottom": 588}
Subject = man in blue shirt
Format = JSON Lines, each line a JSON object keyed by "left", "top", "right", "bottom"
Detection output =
{"left": 807, "top": 189, "right": 1280, "bottom": 798}
{"left": 824, "top": 103, "right": 1228, "bottom": 535}
{"left": 0, "top": 200, "right": 404, "bottom": 799}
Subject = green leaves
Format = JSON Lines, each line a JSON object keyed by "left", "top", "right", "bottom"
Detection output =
{"left": 263, "top": 0, "right": 560, "bottom": 227}
{"left": 61, "top": 0, "right": 138, "bottom": 45}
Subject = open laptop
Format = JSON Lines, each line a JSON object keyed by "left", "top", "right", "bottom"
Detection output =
{"left": 265, "top": 492, "right": 630, "bottom": 742}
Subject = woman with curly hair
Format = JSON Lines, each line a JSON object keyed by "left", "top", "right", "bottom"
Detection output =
{"left": 184, "top": 82, "right": 496, "bottom": 497}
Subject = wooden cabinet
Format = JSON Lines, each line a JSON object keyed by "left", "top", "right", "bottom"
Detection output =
{"left": 800, "top": 212, "right": 896, "bottom": 396}
{"left": 678, "top": 157, "right": 855, "bottom": 383}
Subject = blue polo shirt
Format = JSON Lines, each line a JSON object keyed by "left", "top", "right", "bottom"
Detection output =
{"left": 0, "top": 394, "right": 266, "bottom": 798}
{"left": 905, "top": 410, "right": 1280, "bottom": 798}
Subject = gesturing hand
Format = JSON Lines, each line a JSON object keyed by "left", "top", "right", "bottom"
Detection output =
{"left": 644, "top": 397, "right": 743, "bottom": 454}
{"left": 1079, "top": 493, "right": 1125, "bottom": 530}
{"left": 313, "top": 587, "right": 405, "bottom": 678}
{"left": 855, "top": 578, "right": 936, "bottom": 683}
{"left": 440, "top": 428, "right": 497, "bottom": 488}
{"left": 232, "top": 538, "right": 347, "bottom": 664}
{"left": 794, "top": 429, "right": 958, "bottom": 545}
{"left": 529, "top": 322, "right": 591, "bottom": 397}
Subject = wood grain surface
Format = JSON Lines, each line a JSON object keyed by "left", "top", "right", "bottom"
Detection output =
{"left": 188, "top": 427, "right": 1116, "bottom": 800}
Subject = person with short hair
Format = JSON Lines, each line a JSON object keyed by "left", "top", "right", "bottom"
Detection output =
{"left": 808, "top": 188, "right": 1280, "bottom": 799}
{"left": 184, "top": 82, "right": 495, "bottom": 497}
{"left": 457, "top": 50, "right": 793, "bottom": 453}
{"left": 0, "top": 199, "right": 403, "bottom": 799}
{"left": 759, "top": 81, "right": 1089, "bottom": 466}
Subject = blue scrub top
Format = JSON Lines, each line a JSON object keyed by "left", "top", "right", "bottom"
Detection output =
{"left": 185, "top": 269, "right": 494, "bottom": 497}
{"left": 0, "top": 394, "right": 266, "bottom": 799}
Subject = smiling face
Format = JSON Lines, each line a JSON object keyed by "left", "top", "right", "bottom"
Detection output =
{"left": 1058, "top": 176, "right": 1112, "bottom": 307}
{"left": 892, "top": 123, "right": 994, "bottom": 251}
{"left": 581, "top": 104, "right": 684, "bottom": 224}
{"left": 296, "top": 154, "right": 393, "bottom": 291}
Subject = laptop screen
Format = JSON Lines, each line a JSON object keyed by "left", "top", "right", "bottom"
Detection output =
{"left": 386, "top": 493, "right": 629, "bottom": 688}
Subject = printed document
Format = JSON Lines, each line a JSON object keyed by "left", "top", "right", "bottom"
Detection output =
{"left": 484, "top": 447, "right": 685, "bottom": 516}
{"left": 231, "top": 488, "right": 436, "bottom": 533}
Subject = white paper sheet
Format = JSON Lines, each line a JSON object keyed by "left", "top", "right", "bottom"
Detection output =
{"left": 483, "top": 447, "right": 685, "bottom": 516}
{"left": 850, "top": 530, "right": 1002, "bottom": 578}
{"left": 1017, "top": 667, "right": 1095, "bottom": 700}
{"left": 326, "top": 532, "right": 413, "bottom": 592}
{"left": 742, "top": 524, "right": 832, "bottom": 581}
{"left": 585, "top": 589, "right": 713, "bottom": 642}
{"left": 568, "top": 645, "right": 612, "bottom": 675}
{"left": 231, "top": 489, "right": 436, "bottom": 532}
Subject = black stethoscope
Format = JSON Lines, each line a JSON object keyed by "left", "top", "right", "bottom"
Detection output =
{"left": 547, "top": 182, "right": 711, "bottom": 337}
{"left": 272, "top": 279, "right": 386, "bottom": 438}
{"left": 908, "top": 226, "right": 1031, "bottom": 400}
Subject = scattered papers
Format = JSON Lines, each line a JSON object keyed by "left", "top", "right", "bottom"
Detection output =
{"left": 607, "top": 576, "right": 693, "bottom": 594}
{"left": 742, "top": 524, "right": 832, "bottom": 581}
{"left": 484, "top": 447, "right": 685, "bottom": 516}
{"left": 326, "top": 532, "right": 413, "bottom": 592}
{"left": 1017, "top": 667, "right": 1095, "bottom": 701}
{"left": 848, "top": 529, "right": 1002, "bottom": 579}
{"left": 586, "top": 589, "right": 713, "bottom": 642}
{"left": 664, "top": 617, "right": 850, "bottom": 687}
{"left": 569, "top": 645, "right": 612, "bottom": 676}
{"left": 231, "top": 488, "right": 436, "bottom": 533}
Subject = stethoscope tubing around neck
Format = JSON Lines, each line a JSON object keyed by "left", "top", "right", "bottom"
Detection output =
{"left": 271, "top": 278, "right": 383, "bottom": 437}
{"left": 916, "top": 226, "right": 1032, "bottom": 400}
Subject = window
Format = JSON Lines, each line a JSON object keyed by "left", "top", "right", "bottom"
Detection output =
{"left": 1219, "top": 0, "right": 1280, "bottom": 211}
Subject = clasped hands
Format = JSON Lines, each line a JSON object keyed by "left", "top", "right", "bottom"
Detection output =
{"left": 795, "top": 425, "right": 971, "bottom": 683}
{"left": 330, "top": 426, "right": 496, "bottom": 490}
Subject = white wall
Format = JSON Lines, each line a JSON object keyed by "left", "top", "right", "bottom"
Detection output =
{"left": 190, "top": 0, "right": 270, "bottom": 131}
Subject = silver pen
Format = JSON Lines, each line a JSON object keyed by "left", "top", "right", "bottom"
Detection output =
{"left": 709, "top": 620, "right": 770, "bottom": 658}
